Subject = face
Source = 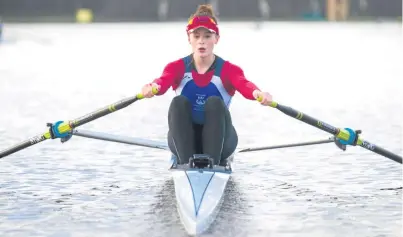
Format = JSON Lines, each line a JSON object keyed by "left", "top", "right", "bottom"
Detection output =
{"left": 188, "top": 28, "right": 219, "bottom": 58}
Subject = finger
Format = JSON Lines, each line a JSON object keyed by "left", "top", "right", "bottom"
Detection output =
{"left": 258, "top": 94, "right": 264, "bottom": 102}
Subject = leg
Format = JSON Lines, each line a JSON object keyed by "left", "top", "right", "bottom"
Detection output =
{"left": 202, "top": 96, "right": 226, "bottom": 165}
{"left": 167, "top": 96, "right": 195, "bottom": 164}
{"left": 221, "top": 109, "right": 238, "bottom": 165}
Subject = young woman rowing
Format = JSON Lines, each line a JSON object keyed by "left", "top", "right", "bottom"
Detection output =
{"left": 141, "top": 4, "right": 273, "bottom": 166}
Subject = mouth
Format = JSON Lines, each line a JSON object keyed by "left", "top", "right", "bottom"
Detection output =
{"left": 198, "top": 47, "right": 206, "bottom": 53}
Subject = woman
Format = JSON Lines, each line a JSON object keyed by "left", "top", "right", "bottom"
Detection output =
{"left": 141, "top": 4, "right": 272, "bottom": 166}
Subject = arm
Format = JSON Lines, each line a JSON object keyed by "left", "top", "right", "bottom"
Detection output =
{"left": 226, "top": 63, "right": 260, "bottom": 100}
{"left": 152, "top": 60, "right": 183, "bottom": 95}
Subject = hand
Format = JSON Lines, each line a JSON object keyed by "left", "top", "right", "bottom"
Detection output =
{"left": 253, "top": 90, "right": 273, "bottom": 106}
{"left": 141, "top": 83, "right": 160, "bottom": 98}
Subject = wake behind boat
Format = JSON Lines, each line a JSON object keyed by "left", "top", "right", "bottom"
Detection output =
{"left": 0, "top": 90, "right": 401, "bottom": 236}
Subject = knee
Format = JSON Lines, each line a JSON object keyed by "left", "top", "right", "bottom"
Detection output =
{"left": 170, "top": 95, "right": 191, "bottom": 109}
{"left": 205, "top": 96, "right": 225, "bottom": 112}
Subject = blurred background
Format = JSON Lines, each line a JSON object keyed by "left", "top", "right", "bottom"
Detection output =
{"left": 0, "top": 0, "right": 401, "bottom": 24}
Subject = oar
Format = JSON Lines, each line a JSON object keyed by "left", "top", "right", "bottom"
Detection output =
{"left": 259, "top": 100, "right": 402, "bottom": 164}
{"left": 0, "top": 88, "right": 158, "bottom": 159}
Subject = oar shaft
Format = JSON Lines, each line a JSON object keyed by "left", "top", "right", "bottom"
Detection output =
{"left": 71, "top": 95, "right": 140, "bottom": 128}
{"left": 271, "top": 102, "right": 402, "bottom": 164}
{"left": 275, "top": 103, "right": 339, "bottom": 135}
{"left": 0, "top": 134, "right": 46, "bottom": 158}
{"left": 359, "top": 139, "right": 402, "bottom": 164}
{"left": 0, "top": 89, "right": 155, "bottom": 159}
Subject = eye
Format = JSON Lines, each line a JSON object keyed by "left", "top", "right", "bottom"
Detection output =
{"left": 202, "top": 33, "right": 213, "bottom": 39}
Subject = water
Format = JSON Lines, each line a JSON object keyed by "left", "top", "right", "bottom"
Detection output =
{"left": 0, "top": 22, "right": 402, "bottom": 237}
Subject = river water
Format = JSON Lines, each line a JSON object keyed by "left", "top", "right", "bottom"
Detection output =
{"left": 0, "top": 22, "right": 401, "bottom": 237}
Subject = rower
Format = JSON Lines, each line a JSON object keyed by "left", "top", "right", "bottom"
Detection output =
{"left": 140, "top": 4, "right": 273, "bottom": 166}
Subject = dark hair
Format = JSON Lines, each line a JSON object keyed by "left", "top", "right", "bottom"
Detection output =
{"left": 189, "top": 4, "right": 218, "bottom": 23}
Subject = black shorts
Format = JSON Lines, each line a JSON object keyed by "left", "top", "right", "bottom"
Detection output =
{"left": 167, "top": 95, "right": 238, "bottom": 165}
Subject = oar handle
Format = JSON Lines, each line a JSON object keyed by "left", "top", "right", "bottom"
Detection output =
{"left": 256, "top": 96, "right": 277, "bottom": 108}
{"left": 136, "top": 87, "right": 159, "bottom": 99}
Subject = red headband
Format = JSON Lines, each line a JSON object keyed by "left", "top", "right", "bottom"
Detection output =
{"left": 186, "top": 15, "right": 219, "bottom": 35}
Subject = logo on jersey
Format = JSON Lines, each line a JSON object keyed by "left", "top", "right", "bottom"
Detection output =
{"left": 196, "top": 94, "right": 206, "bottom": 105}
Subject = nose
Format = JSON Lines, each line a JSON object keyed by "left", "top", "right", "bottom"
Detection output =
{"left": 197, "top": 37, "right": 205, "bottom": 44}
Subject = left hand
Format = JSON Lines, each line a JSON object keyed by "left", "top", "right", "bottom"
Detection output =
{"left": 253, "top": 90, "right": 273, "bottom": 106}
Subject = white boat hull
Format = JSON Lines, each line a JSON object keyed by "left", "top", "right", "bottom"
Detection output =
{"left": 170, "top": 155, "right": 232, "bottom": 236}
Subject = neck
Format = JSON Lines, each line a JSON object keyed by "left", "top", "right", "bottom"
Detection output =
{"left": 193, "top": 54, "right": 215, "bottom": 73}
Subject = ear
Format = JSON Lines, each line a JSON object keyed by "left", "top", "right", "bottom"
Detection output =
{"left": 215, "top": 35, "right": 220, "bottom": 44}
{"left": 187, "top": 33, "right": 191, "bottom": 44}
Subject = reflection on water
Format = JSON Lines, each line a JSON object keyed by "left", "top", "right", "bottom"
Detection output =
{"left": 205, "top": 177, "right": 251, "bottom": 237}
{"left": 142, "top": 176, "right": 250, "bottom": 237}
{"left": 143, "top": 178, "right": 186, "bottom": 237}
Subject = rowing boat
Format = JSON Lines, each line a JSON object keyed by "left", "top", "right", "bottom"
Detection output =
{"left": 170, "top": 153, "right": 233, "bottom": 235}
{"left": 69, "top": 128, "right": 234, "bottom": 235}
{"left": 0, "top": 89, "right": 401, "bottom": 236}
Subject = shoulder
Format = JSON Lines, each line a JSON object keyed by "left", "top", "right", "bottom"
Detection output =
{"left": 162, "top": 57, "right": 187, "bottom": 72}
{"left": 221, "top": 59, "right": 245, "bottom": 76}
{"left": 165, "top": 58, "right": 185, "bottom": 68}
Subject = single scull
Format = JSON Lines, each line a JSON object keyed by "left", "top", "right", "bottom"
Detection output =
{"left": 0, "top": 89, "right": 401, "bottom": 236}
{"left": 71, "top": 128, "right": 234, "bottom": 235}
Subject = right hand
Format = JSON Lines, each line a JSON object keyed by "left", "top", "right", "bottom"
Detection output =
{"left": 141, "top": 83, "right": 160, "bottom": 98}
{"left": 252, "top": 90, "right": 273, "bottom": 106}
